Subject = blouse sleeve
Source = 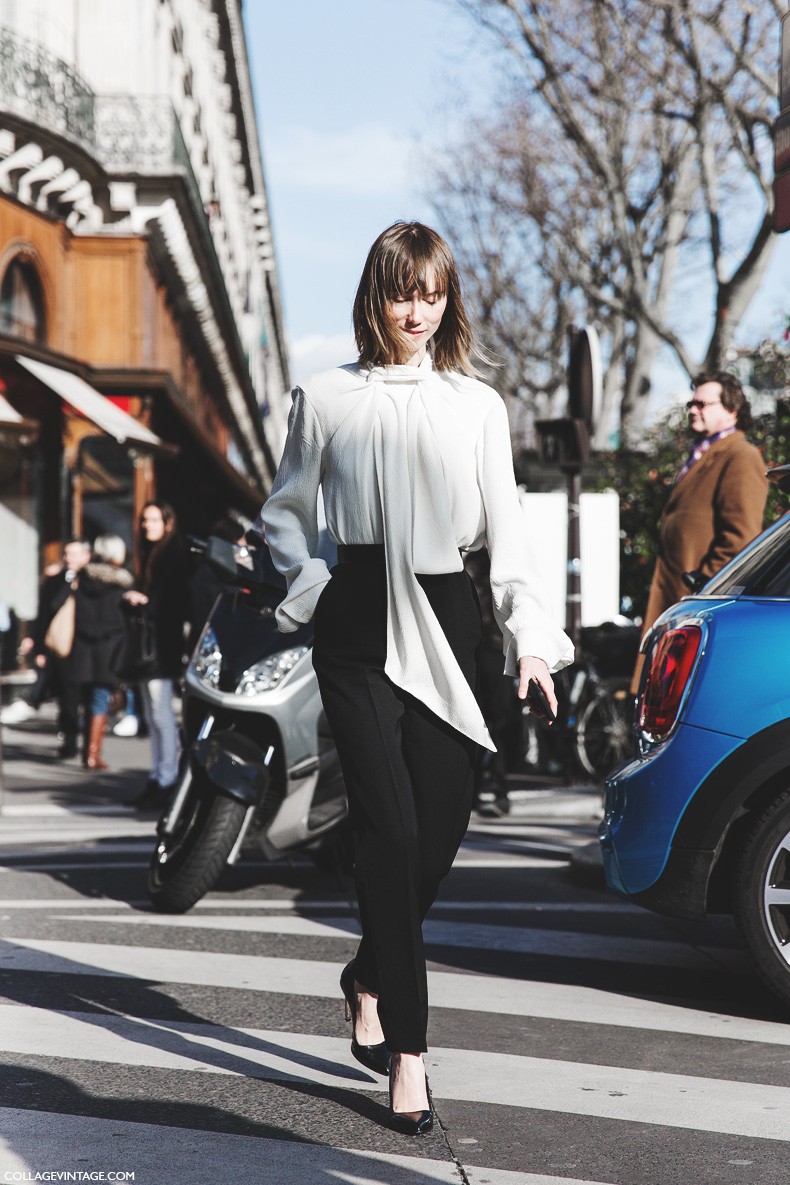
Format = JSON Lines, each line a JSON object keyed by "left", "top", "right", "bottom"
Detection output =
{"left": 258, "top": 388, "right": 331, "bottom": 632}
{"left": 478, "top": 397, "right": 575, "bottom": 675}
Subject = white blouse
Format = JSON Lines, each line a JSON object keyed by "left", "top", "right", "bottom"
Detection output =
{"left": 259, "top": 354, "right": 574, "bottom": 750}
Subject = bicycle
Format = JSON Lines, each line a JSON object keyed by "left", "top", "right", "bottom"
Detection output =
{"left": 519, "top": 622, "right": 639, "bottom": 784}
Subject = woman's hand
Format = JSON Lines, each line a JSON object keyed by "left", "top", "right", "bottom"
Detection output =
{"left": 517, "top": 655, "right": 557, "bottom": 722}
{"left": 123, "top": 590, "right": 149, "bottom": 606}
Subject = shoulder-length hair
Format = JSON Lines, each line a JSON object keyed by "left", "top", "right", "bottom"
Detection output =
{"left": 353, "top": 222, "right": 478, "bottom": 374}
{"left": 139, "top": 500, "right": 178, "bottom": 592}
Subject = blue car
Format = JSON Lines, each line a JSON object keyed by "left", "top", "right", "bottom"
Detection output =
{"left": 601, "top": 494, "right": 790, "bottom": 1008}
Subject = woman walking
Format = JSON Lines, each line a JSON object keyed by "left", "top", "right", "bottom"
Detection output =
{"left": 261, "top": 222, "right": 573, "bottom": 1133}
{"left": 125, "top": 501, "right": 189, "bottom": 808}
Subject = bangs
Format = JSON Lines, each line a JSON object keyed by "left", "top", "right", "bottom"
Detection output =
{"left": 353, "top": 221, "right": 479, "bottom": 375}
{"left": 377, "top": 230, "right": 452, "bottom": 299}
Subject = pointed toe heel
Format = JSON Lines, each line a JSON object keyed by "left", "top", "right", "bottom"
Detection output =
{"left": 388, "top": 1072, "right": 433, "bottom": 1135}
{"left": 340, "top": 961, "right": 390, "bottom": 1077}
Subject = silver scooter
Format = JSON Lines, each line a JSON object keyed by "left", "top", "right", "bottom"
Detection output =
{"left": 148, "top": 533, "right": 348, "bottom": 912}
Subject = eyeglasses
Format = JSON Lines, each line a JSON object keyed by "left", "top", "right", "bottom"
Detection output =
{"left": 686, "top": 398, "right": 722, "bottom": 410}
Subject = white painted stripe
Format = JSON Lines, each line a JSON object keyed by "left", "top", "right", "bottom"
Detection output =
{"left": 443, "top": 858, "right": 566, "bottom": 868}
{"left": 1, "top": 803, "right": 139, "bottom": 816}
{"left": 0, "top": 1108, "right": 582, "bottom": 1185}
{"left": 0, "top": 861, "right": 150, "bottom": 871}
{"left": 0, "top": 826, "right": 155, "bottom": 843}
{"left": 1, "top": 1005, "right": 788, "bottom": 1140}
{"left": 0, "top": 897, "right": 642, "bottom": 913}
{"left": 3, "top": 940, "right": 786, "bottom": 1046}
{"left": 56, "top": 912, "right": 743, "bottom": 971}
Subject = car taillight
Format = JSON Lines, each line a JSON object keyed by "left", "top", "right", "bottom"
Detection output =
{"left": 638, "top": 625, "right": 701, "bottom": 742}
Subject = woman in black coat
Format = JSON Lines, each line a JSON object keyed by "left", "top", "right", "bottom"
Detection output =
{"left": 124, "top": 501, "right": 189, "bottom": 806}
{"left": 68, "top": 535, "right": 133, "bottom": 769}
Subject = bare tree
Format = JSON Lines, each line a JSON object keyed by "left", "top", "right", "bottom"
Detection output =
{"left": 433, "top": 0, "right": 781, "bottom": 445}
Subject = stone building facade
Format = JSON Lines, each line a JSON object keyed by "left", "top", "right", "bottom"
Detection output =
{"left": 0, "top": 0, "right": 288, "bottom": 632}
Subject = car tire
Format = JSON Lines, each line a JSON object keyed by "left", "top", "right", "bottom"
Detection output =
{"left": 734, "top": 788, "right": 790, "bottom": 1009}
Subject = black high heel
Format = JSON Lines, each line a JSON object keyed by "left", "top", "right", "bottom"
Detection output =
{"left": 388, "top": 1058, "right": 434, "bottom": 1136}
{"left": 339, "top": 961, "right": 390, "bottom": 1076}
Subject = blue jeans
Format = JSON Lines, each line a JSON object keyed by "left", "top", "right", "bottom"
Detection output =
{"left": 140, "top": 678, "right": 180, "bottom": 786}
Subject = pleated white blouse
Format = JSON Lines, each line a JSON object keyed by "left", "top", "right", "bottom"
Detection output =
{"left": 259, "top": 354, "right": 574, "bottom": 750}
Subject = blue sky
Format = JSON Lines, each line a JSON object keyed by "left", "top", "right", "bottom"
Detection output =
{"left": 243, "top": 0, "right": 790, "bottom": 408}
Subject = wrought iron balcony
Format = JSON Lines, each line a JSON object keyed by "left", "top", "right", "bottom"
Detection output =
{"left": 0, "top": 25, "right": 95, "bottom": 147}
{"left": 0, "top": 24, "right": 182, "bottom": 175}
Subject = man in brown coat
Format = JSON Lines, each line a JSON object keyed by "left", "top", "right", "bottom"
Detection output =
{"left": 632, "top": 371, "right": 768, "bottom": 693}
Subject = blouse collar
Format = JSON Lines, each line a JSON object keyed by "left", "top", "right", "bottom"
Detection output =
{"left": 365, "top": 354, "right": 435, "bottom": 384}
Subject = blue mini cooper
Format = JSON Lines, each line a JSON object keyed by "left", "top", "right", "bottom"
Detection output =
{"left": 601, "top": 477, "right": 790, "bottom": 1008}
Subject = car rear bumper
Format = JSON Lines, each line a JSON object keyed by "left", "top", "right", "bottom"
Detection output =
{"left": 601, "top": 722, "right": 742, "bottom": 895}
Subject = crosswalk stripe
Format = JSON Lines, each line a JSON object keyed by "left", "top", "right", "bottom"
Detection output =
{"left": 0, "top": 1108, "right": 610, "bottom": 1185}
{"left": 2, "top": 1004, "right": 789, "bottom": 1140}
{"left": 54, "top": 912, "right": 745, "bottom": 971}
{"left": 0, "top": 897, "right": 643, "bottom": 913}
{"left": 3, "top": 940, "right": 787, "bottom": 1046}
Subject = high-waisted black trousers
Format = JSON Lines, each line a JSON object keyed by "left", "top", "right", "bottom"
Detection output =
{"left": 312, "top": 545, "right": 481, "bottom": 1052}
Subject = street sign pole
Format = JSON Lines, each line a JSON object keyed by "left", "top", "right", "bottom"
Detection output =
{"left": 535, "top": 326, "right": 601, "bottom": 648}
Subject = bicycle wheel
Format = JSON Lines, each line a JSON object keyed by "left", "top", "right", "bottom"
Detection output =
{"left": 575, "top": 679, "right": 634, "bottom": 781}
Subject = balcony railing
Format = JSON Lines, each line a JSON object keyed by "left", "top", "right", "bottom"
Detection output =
{"left": 0, "top": 25, "right": 95, "bottom": 147}
{"left": 0, "top": 25, "right": 181, "bottom": 175}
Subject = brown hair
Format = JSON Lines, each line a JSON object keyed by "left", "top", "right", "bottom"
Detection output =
{"left": 139, "top": 500, "right": 178, "bottom": 592}
{"left": 692, "top": 371, "right": 753, "bottom": 431}
{"left": 353, "top": 221, "right": 477, "bottom": 374}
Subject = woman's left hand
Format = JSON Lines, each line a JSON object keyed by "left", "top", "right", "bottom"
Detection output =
{"left": 516, "top": 655, "right": 558, "bottom": 721}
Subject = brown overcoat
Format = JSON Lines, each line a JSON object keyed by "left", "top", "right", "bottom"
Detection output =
{"left": 633, "top": 430, "right": 768, "bottom": 691}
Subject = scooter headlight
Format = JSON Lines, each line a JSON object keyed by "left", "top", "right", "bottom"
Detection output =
{"left": 193, "top": 625, "right": 222, "bottom": 688}
{"left": 236, "top": 646, "right": 309, "bottom": 696}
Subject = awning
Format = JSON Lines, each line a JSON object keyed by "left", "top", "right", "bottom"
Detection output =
{"left": 16, "top": 355, "right": 169, "bottom": 451}
{"left": 0, "top": 394, "right": 22, "bottom": 423}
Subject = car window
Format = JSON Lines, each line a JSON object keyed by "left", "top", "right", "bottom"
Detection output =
{"left": 702, "top": 512, "right": 790, "bottom": 598}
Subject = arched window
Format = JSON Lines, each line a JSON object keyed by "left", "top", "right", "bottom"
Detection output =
{"left": 0, "top": 259, "right": 46, "bottom": 343}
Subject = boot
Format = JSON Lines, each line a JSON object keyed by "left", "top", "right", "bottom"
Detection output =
{"left": 84, "top": 714, "right": 109, "bottom": 770}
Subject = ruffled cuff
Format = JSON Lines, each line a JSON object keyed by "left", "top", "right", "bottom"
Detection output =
{"left": 504, "top": 626, "right": 575, "bottom": 676}
{"left": 275, "top": 558, "right": 331, "bottom": 632}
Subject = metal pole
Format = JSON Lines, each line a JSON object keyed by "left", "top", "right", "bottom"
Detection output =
{"left": 566, "top": 466, "right": 582, "bottom": 649}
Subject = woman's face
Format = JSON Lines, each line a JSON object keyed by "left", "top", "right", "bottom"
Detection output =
{"left": 141, "top": 506, "right": 166, "bottom": 543}
{"left": 385, "top": 267, "right": 447, "bottom": 364}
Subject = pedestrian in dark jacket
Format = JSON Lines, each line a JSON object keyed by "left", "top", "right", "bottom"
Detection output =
{"left": 124, "top": 501, "right": 189, "bottom": 807}
{"left": 1, "top": 539, "right": 92, "bottom": 754}
{"left": 70, "top": 535, "right": 133, "bottom": 770}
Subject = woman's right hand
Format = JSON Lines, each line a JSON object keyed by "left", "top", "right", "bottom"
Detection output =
{"left": 123, "top": 590, "right": 149, "bottom": 606}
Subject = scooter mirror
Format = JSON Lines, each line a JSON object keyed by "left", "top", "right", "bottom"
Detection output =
{"left": 205, "top": 535, "right": 239, "bottom": 581}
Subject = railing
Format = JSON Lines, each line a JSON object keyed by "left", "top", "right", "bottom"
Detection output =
{"left": 94, "top": 94, "right": 176, "bottom": 172}
{"left": 0, "top": 25, "right": 179, "bottom": 175}
{"left": 0, "top": 25, "right": 95, "bottom": 147}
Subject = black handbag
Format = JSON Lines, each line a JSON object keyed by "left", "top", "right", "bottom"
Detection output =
{"left": 119, "top": 608, "right": 158, "bottom": 679}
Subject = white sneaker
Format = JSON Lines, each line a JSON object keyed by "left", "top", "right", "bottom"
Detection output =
{"left": 0, "top": 699, "right": 35, "bottom": 725}
{"left": 112, "top": 714, "right": 139, "bottom": 737}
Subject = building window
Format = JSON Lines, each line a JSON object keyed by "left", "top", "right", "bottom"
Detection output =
{"left": 0, "top": 260, "right": 46, "bottom": 343}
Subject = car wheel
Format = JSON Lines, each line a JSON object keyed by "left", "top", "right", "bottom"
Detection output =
{"left": 734, "top": 789, "right": 790, "bottom": 1009}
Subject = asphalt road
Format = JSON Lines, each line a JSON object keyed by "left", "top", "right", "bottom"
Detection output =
{"left": 1, "top": 708, "right": 789, "bottom": 1185}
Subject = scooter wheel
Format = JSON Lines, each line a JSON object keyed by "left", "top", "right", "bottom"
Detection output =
{"left": 148, "top": 779, "right": 247, "bottom": 913}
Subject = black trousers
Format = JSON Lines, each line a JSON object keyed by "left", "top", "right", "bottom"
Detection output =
{"left": 312, "top": 546, "right": 481, "bottom": 1052}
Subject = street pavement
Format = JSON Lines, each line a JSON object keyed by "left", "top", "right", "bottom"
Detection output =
{"left": 1, "top": 706, "right": 789, "bottom": 1184}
